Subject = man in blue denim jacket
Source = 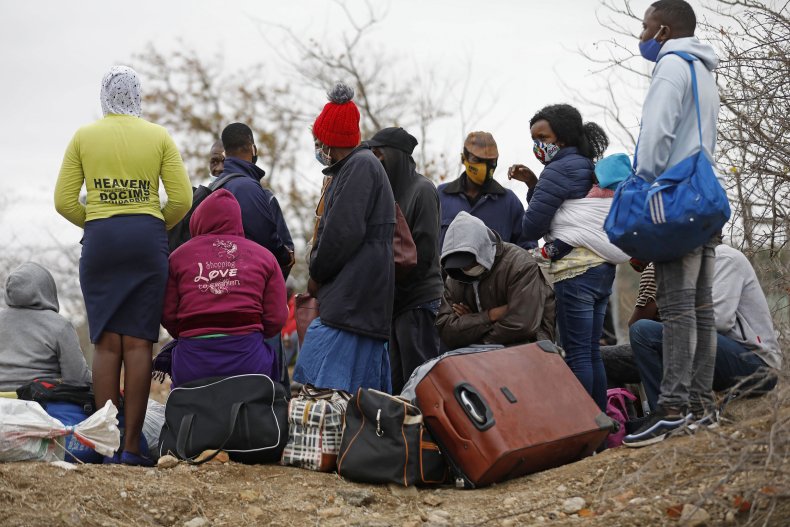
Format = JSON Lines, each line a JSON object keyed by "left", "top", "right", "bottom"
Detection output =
{"left": 438, "top": 132, "right": 536, "bottom": 251}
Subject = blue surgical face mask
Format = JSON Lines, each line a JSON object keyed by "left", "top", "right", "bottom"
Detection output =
{"left": 639, "top": 26, "right": 666, "bottom": 62}
{"left": 315, "top": 145, "right": 332, "bottom": 166}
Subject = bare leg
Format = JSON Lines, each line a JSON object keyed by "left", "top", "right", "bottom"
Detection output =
{"left": 121, "top": 335, "right": 153, "bottom": 455}
{"left": 93, "top": 332, "right": 123, "bottom": 412}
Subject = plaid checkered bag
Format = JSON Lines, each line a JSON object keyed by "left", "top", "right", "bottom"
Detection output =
{"left": 280, "top": 387, "right": 350, "bottom": 471}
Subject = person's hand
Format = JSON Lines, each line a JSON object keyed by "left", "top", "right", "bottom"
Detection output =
{"left": 307, "top": 278, "right": 320, "bottom": 297}
{"left": 508, "top": 164, "right": 538, "bottom": 188}
{"left": 488, "top": 304, "right": 508, "bottom": 322}
{"left": 452, "top": 303, "right": 472, "bottom": 316}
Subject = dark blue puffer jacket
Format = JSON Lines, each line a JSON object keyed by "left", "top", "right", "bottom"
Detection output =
{"left": 522, "top": 146, "right": 595, "bottom": 241}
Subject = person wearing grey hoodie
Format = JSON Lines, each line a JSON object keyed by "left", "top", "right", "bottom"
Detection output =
{"left": 623, "top": 0, "right": 725, "bottom": 448}
{"left": 0, "top": 262, "right": 91, "bottom": 392}
{"left": 436, "top": 212, "right": 555, "bottom": 350}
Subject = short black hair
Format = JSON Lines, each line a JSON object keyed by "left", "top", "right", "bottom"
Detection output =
{"left": 651, "top": 0, "right": 696, "bottom": 35}
{"left": 529, "top": 104, "right": 609, "bottom": 161}
{"left": 221, "top": 123, "right": 254, "bottom": 154}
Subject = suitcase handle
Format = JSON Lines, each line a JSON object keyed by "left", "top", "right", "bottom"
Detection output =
{"left": 454, "top": 383, "right": 495, "bottom": 431}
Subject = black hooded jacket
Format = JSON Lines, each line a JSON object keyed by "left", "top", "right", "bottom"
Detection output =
{"left": 379, "top": 146, "right": 444, "bottom": 315}
{"left": 310, "top": 146, "right": 396, "bottom": 340}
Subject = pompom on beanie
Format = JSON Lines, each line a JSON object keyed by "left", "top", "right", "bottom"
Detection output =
{"left": 313, "top": 82, "right": 361, "bottom": 148}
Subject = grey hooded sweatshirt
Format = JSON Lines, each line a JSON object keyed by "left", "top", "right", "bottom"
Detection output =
{"left": 635, "top": 37, "right": 720, "bottom": 182}
{"left": 712, "top": 245, "right": 782, "bottom": 370}
{"left": 436, "top": 212, "right": 555, "bottom": 349}
{"left": 0, "top": 263, "right": 91, "bottom": 391}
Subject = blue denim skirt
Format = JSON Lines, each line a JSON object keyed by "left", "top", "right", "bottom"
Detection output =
{"left": 80, "top": 214, "right": 168, "bottom": 343}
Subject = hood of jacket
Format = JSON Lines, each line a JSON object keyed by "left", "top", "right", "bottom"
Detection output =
{"left": 3, "top": 262, "right": 59, "bottom": 312}
{"left": 657, "top": 37, "right": 719, "bottom": 71}
{"left": 441, "top": 211, "right": 498, "bottom": 271}
{"left": 189, "top": 188, "right": 245, "bottom": 237}
{"left": 379, "top": 146, "right": 419, "bottom": 202}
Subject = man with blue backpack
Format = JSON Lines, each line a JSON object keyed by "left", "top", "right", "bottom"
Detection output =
{"left": 621, "top": 0, "right": 725, "bottom": 447}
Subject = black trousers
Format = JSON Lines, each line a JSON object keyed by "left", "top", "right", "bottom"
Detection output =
{"left": 389, "top": 303, "right": 441, "bottom": 395}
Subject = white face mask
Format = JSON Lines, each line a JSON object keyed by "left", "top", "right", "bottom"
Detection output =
{"left": 464, "top": 264, "right": 486, "bottom": 277}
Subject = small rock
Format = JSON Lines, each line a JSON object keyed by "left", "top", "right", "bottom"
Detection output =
{"left": 318, "top": 507, "right": 343, "bottom": 519}
{"left": 338, "top": 489, "right": 375, "bottom": 507}
{"left": 50, "top": 461, "right": 77, "bottom": 471}
{"left": 157, "top": 455, "right": 179, "bottom": 469}
{"left": 425, "top": 513, "right": 449, "bottom": 526}
{"left": 423, "top": 494, "right": 443, "bottom": 507}
{"left": 547, "top": 511, "right": 559, "bottom": 520}
{"left": 679, "top": 504, "right": 710, "bottom": 527}
{"left": 388, "top": 483, "right": 419, "bottom": 498}
{"left": 562, "top": 497, "right": 586, "bottom": 514}
{"left": 535, "top": 516, "right": 546, "bottom": 523}
{"left": 247, "top": 506, "right": 264, "bottom": 519}
{"left": 431, "top": 510, "right": 450, "bottom": 519}
{"left": 183, "top": 518, "right": 209, "bottom": 527}
{"left": 556, "top": 484, "right": 567, "bottom": 493}
{"left": 503, "top": 496, "right": 519, "bottom": 508}
{"left": 239, "top": 490, "right": 258, "bottom": 501}
{"left": 195, "top": 450, "right": 229, "bottom": 463}
{"left": 629, "top": 497, "right": 648, "bottom": 506}
{"left": 725, "top": 510, "right": 735, "bottom": 524}
{"left": 119, "top": 491, "right": 128, "bottom": 499}
{"left": 401, "top": 522, "right": 420, "bottom": 527}
{"left": 501, "top": 520, "right": 516, "bottom": 527}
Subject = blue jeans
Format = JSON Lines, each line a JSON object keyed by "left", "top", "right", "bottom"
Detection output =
{"left": 554, "top": 263, "right": 616, "bottom": 411}
{"left": 630, "top": 319, "right": 777, "bottom": 412}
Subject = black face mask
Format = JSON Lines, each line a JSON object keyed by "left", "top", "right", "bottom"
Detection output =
{"left": 445, "top": 267, "right": 478, "bottom": 283}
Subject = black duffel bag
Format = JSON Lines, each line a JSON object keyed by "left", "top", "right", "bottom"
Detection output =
{"left": 337, "top": 388, "right": 448, "bottom": 486}
{"left": 159, "top": 374, "right": 288, "bottom": 464}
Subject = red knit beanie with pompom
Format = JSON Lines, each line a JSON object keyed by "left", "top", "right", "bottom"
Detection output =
{"left": 312, "top": 82, "right": 361, "bottom": 148}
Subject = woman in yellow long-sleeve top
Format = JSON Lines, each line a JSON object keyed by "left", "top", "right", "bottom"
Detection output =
{"left": 54, "top": 65, "right": 192, "bottom": 466}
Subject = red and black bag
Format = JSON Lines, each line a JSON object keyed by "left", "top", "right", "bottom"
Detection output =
{"left": 16, "top": 379, "right": 95, "bottom": 414}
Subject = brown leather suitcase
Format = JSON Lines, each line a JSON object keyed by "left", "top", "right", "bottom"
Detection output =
{"left": 413, "top": 341, "right": 614, "bottom": 488}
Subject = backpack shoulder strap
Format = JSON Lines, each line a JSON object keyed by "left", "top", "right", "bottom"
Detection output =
{"left": 208, "top": 172, "right": 245, "bottom": 192}
{"left": 664, "top": 51, "right": 704, "bottom": 148}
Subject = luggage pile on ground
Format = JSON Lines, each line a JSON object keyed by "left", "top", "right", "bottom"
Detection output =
{"left": 153, "top": 341, "right": 616, "bottom": 488}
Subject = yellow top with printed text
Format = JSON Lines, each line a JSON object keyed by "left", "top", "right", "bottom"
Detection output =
{"left": 54, "top": 114, "right": 192, "bottom": 229}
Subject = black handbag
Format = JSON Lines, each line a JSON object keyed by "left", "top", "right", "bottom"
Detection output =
{"left": 159, "top": 374, "right": 288, "bottom": 464}
{"left": 337, "top": 388, "right": 447, "bottom": 486}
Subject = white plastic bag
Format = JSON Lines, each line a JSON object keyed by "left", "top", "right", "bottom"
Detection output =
{"left": 0, "top": 399, "right": 120, "bottom": 462}
{"left": 142, "top": 399, "right": 165, "bottom": 455}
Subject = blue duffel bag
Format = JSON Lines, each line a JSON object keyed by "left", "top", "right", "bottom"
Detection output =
{"left": 604, "top": 51, "right": 730, "bottom": 263}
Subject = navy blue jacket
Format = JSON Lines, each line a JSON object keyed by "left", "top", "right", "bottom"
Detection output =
{"left": 521, "top": 147, "right": 595, "bottom": 241}
{"left": 438, "top": 175, "right": 535, "bottom": 251}
{"left": 220, "top": 157, "right": 294, "bottom": 278}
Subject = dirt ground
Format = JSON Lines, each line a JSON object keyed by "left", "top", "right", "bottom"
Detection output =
{"left": 1, "top": 390, "right": 787, "bottom": 527}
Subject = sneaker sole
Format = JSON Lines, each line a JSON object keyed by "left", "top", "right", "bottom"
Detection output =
{"left": 623, "top": 433, "right": 667, "bottom": 448}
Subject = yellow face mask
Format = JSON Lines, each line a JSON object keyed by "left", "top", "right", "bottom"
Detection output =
{"left": 462, "top": 155, "right": 492, "bottom": 186}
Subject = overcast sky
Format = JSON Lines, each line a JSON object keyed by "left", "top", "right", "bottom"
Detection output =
{"left": 0, "top": 0, "right": 653, "bottom": 247}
